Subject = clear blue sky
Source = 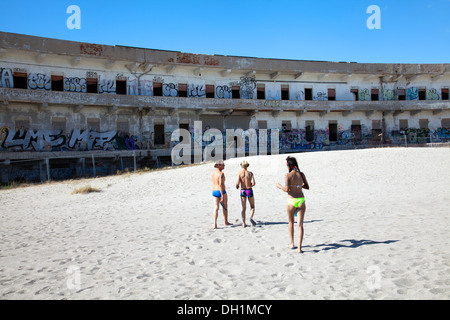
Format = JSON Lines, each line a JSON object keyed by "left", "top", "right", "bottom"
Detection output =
{"left": 0, "top": 0, "right": 449, "bottom": 64}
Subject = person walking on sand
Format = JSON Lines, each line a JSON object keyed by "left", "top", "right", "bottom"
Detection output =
{"left": 235, "top": 160, "right": 256, "bottom": 228}
{"left": 276, "top": 156, "right": 310, "bottom": 253}
{"left": 212, "top": 160, "right": 233, "bottom": 229}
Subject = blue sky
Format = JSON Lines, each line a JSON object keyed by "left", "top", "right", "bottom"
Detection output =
{"left": 0, "top": 0, "right": 449, "bottom": 63}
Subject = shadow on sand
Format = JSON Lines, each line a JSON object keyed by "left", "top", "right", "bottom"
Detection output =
{"left": 259, "top": 219, "right": 324, "bottom": 226}
{"left": 304, "top": 239, "right": 399, "bottom": 253}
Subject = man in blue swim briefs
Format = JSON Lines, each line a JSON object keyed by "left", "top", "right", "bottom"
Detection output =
{"left": 212, "top": 160, "right": 233, "bottom": 229}
{"left": 236, "top": 160, "right": 256, "bottom": 228}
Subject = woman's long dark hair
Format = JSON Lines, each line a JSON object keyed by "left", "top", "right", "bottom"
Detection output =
{"left": 286, "top": 156, "right": 300, "bottom": 172}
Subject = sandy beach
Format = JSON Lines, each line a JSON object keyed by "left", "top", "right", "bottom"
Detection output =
{"left": 0, "top": 147, "right": 449, "bottom": 300}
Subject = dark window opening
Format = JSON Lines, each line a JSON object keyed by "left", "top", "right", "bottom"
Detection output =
{"left": 86, "top": 78, "right": 98, "bottom": 93}
{"left": 441, "top": 119, "right": 450, "bottom": 129}
{"left": 329, "top": 123, "right": 338, "bottom": 141}
{"left": 351, "top": 89, "right": 359, "bottom": 101}
{"left": 258, "top": 120, "right": 267, "bottom": 129}
{"left": 257, "top": 86, "right": 265, "bottom": 99}
{"left": 13, "top": 72, "right": 28, "bottom": 89}
{"left": 328, "top": 89, "right": 336, "bottom": 101}
{"left": 305, "top": 121, "right": 314, "bottom": 142}
{"left": 419, "top": 119, "right": 429, "bottom": 129}
{"left": 205, "top": 85, "right": 214, "bottom": 98}
{"left": 351, "top": 124, "right": 362, "bottom": 141}
{"left": 51, "top": 76, "right": 64, "bottom": 91}
{"left": 87, "top": 118, "right": 100, "bottom": 131}
{"left": 398, "top": 89, "right": 406, "bottom": 100}
{"left": 154, "top": 124, "right": 165, "bottom": 145}
{"left": 179, "top": 123, "right": 189, "bottom": 131}
{"left": 304, "top": 88, "right": 313, "bottom": 100}
{"left": 371, "top": 89, "right": 379, "bottom": 101}
{"left": 399, "top": 119, "right": 408, "bottom": 131}
{"left": 178, "top": 83, "right": 187, "bottom": 97}
{"left": 116, "top": 80, "right": 127, "bottom": 95}
{"left": 418, "top": 89, "right": 426, "bottom": 100}
{"left": 153, "top": 82, "right": 162, "bottom": 96}
{"left": 441, "top": 88, "right": 449, "bottom": 100}
{"left": 281, "top": 86, "right": 289, "bottom": 100}
{"left": 232, "top": 86, "right": 240, "bottom": 99}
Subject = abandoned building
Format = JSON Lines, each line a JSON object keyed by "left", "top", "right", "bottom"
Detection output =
{"left": 0, "top": 31, "right": 449, "bottom": 183}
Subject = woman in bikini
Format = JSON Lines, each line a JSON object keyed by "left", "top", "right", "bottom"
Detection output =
{"left": 235, "top": 160, "right": 256, "bottom": 228}
{"left": 276, "top": 156, "right": 310, "bottom": 253}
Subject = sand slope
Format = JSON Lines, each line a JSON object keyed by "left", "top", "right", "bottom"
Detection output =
{"left": 0, "top": 147, "right": 449, "bottom": 299}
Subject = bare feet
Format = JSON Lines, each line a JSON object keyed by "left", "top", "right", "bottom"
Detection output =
{"left": 287, "top": 244, "right": 295, "bottom": 249}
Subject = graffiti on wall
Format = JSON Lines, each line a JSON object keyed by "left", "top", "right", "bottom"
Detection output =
{"left": 406, "top": 87, "right": 418, "bottom": 100}
{"left": 188, "top": 84, "right": 206, "bottom": 98}
{"left": 216, "top": 85, "right": 232, "bottom": 99}
{"left": 28, "top": 73, "right": 51, "bottom": 90}
{"left": 128, "top": 79, "right": 153, "bottom": 96}
{"left": 0, "top": 127, "right": 145, "bottom": 152}
{"left": 239, "top": 76, "right": 256, "bottom": 99}
{"left": 382, "top": 88, "right": 396, "bottom": 101}
{"left": 314, "top": 92, "right": 328, "bottom": 101}
{"left": 99, "top": 79, "right": 116, "bottom": 94}
{"left": 0, "top": 68, "right": 13, "bottom": 88}
{"left": 163, "top": 83, "right": 178, "bottom": 97}
{"left": 358, "top": 89, "right": 371, "bottom": 101}
{"left": 426, "top": 89, "right": 440, "bottom": 100}
{"left": 64, "top": 77, "right": 87, "bottom": 92}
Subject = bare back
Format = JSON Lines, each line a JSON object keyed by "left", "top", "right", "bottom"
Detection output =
{"left": 286, "top": 171, "right": 305, "bottom": 199}
{"left": 237, "top": 169, "right": 254, "bottom": 189}
{"left": 212, "top": 169, "right": 225, "bottom": 191}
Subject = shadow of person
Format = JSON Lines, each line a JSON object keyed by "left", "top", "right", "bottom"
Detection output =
{"left": 259, "top": 219, "right": 323, "bottom": 226}
{"left": 305, "top": 239, "right": 399, "bottom": 253}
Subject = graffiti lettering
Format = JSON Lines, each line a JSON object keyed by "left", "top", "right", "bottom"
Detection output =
{"left": 382, "top": 88, "right": 396, "bottom": 101}
{"left": 216, "top": 85, "right": 232, "bottom": 99}
{"left": 68, "top": 129, "right": 117, "bottom": 150}
{"left": 426, "top": 89, "right": 440, "bottom": 100}
{"left": 64, "top": 77, "right": 87, "bottom": 92}
{"left": 163, "top": 83, "right": 178, "bottom": 97}
{"left": 314, "top": 92, "right": 328, "bottom": 101}
{"left": 2, "top": 129, "right": 65, "bottom": 151}
{"left": 239, "top": 77, "right": 256, "bottom": 99}
{"left": 406, "top": 87, "right": 418, "bottom": 100}
{"left": 188, "top": 84, "right": 206, "bottom": 98}
{"left": 99, "top": 79, "right": 116, "bottom": 94}
{"left": 0, "top": 68, "right": 13, "bottom": 88}
{"left": 359, "top": 89, "right": 371, "bottom": 101}
{"left": 28, "top": 73, "right": 51, "bottom": 90}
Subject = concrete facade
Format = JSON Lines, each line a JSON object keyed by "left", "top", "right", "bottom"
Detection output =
{"left": 0, "top": 32, "right": 449, "bottom": 182}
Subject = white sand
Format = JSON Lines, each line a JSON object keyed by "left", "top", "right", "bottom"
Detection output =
{"left": 0, "top": 147, "right": 449, "bottom": 300}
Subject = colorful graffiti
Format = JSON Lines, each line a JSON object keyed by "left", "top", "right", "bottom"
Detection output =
{"left": 406, "top": 87, "right": 418, "bottom": 100}
{"left": 0, "top": 128, "right": 146, "bottom": 152}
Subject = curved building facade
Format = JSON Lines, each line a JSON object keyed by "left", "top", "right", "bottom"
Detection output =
{"left": 0, "top": 32, "right": 449, "bottom": 182}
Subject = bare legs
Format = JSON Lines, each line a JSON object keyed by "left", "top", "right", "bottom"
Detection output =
{"left": 213, "top": 193, "right": 232, "bottom": 229}
{"left": 240, "top": 196, "right": 255, "bottom": 228}
{"left": 240, "top": 197, "right": 247, "bottom": 228}
{"left": 287, "top": 203, "right": 306, "bottom": 253}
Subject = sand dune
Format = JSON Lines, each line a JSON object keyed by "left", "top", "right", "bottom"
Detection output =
{"left": 0, "top": 147, "right": 449, "bottom": 299}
